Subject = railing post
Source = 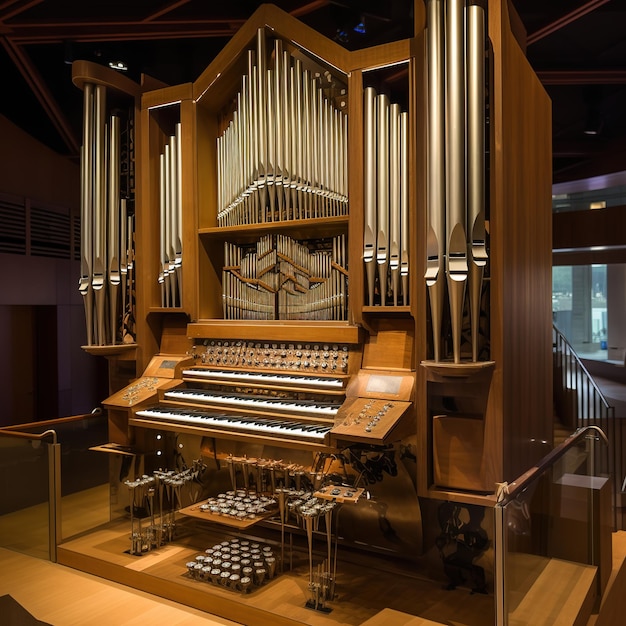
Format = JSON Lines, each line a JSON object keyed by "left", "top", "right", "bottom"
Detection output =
{"left": 47, "top": 441, "right": 62, "bottom": 562}
{"left": 494, "top": 504, "right": 507, "bottom": 626}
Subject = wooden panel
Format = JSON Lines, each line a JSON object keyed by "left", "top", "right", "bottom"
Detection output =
{"left": 362, "top": 317, "right": 414, "bottom": 370}
{"left": 433, "top": 416, "right": 485, "bottom": 492}
{"left": 193, "top": 5, "right": 351, "bottom": 108}
{"left": 141, "top": 83, "right": 193, "bottom": 110}
{"left": 187, "top": 320, "right": 362, "bottom": 344}
{"left": 553, "top": 205, "right": 626, "bottom": 253}
{"left": 72, "top": 60, "right": 141, "bottom": 98}
{"left": 486, "top": 0, "right": 553, "bottom": 485}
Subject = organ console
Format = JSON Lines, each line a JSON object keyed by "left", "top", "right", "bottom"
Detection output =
{"left": 69, "top": 1, "right": 553, "bottom": 621}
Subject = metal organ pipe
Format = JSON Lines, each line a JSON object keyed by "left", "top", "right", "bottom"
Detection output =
{"left": 215, "top": 29, "right": 348, "bottom": 227}
{"left": 468, "top": 2, "right": 488, "bottom": 361}
{"left": 79, "top": 83, "right": 94, "bottom": 346}
{"left": 78, "top": 82, "right": 132, "bottom": 345}
{"left": 425, "top": 0, "right": 446, "bottom": 361}
{"left": 445, "top": 0, "right": 468, "bottom": 364}
{"left": 363, "top": 87, "right": 377, "bottom": 306}
{"left": 92, "top": 84, "right": 107, "bottom": 346}
{"left": 425, "top": 0, "right": 489, "bottom": 363}
{"left": 376, "top": 93, "right": 390, "bottom": 305}
{"left": 362, "top": 86, "right": 409, "bottom": 308}
{"left": 108, "top": 115, "right": 121, "bottom": 343}
{"left": 389, "top": 102, "right": 401, "bottom": 306}
{"left": 158, "top": 125, "right": 183, "bottom": 308}
{"left": 400, "top": 111, "right": 410, "bottom": 306}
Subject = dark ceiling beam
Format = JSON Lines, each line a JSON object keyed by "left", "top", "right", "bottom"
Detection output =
{"left": 537, "top": 69, "right": 626, "bottom": 85}
{"left": 0, "top": 0, "right": 43, "bottom": 22}
{"left": 290, "top": 0, "right": 330, "bottom": 18}
{"left": 527, "top": 0, "right": 611, "bottom": 45}
{"left": 7, "top": 21, "right": 243, "bottom": 44}
{"left": 0, "top": 35, "right": 79, "bottom": 155}
{"left": 143, "top": 0, "right": 194, "bottom": 22}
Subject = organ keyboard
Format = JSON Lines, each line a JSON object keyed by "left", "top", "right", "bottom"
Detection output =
{"left": 128, "top": 336, "right": 361, "bottom": 451}
{"left": 134, "top": 406, "right": 333, "bottom": 448}
{"left": 127, "top": 334, "right": 416, "bottom": 451}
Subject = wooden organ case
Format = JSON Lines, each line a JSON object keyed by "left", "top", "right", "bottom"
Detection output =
{"left": 64, "top": 1, "right": 552, "bottom": 623}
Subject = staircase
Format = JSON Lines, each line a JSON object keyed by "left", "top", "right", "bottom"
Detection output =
{"left": 553, "top": 324, "right": 622, "bottom": 529}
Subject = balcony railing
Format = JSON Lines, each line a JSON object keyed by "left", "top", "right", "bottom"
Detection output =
{"left": 495, "top": 425, "right": 611, "bottom": 625}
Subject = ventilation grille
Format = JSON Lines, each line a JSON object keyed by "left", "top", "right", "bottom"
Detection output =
{"left": 0, "top": 197, "right": 26, "bottom": 254}
{"left": 0, "top": 194, "right": 79, "bottom": 260}
{"left": 31, "top": 205, "right": 72, "bottom": 259}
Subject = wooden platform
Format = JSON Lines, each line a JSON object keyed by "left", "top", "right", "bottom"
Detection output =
{"left": 57, "top": 517, "right": 494, "bottom": 626}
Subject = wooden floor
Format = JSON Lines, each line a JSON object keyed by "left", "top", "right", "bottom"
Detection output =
{"left": 2, "top": 486, "right": 626, "bottom": 625}
{"left": 0, "top": 547, "right": 240, "bottom": 625}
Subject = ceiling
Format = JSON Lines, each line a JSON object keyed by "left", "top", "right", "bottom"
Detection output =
{"left": 1, "top": 0, "right": 625, "bottom": 185}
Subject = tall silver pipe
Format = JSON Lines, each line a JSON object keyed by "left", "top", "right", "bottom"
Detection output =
{"left": 468, "top": 2, "right": 488, "bottom": 361}
{"left": 445, "top": 0, "right": 468, "bottom": 363}
{"left": 274, "top": 39, "right": 283, "bottom": 218}
{"left": 108, "top": 114, "right": 121, "bottom": 343}
{"left": 159, "top": 151, "right": 167, "bottom": 305}
{"left": 376, "top": 93, "right": 389, "bottom": 306}
{"left": 425, "top": 0, "right": 446, "bottom": 361}
{"left": 80, "top": 83, "right": 94, "bottom": 345}
{"left": 174, "top": 122, "right": 183, "bottom": 300}
{"left": 92, "top": 84, "right": 107, "bottom": 345}
{"left": 282, "top": 50, "right": 292, "bottom": 219}
{"left": 400, "top": 111, "right": 409, "bottom": 305}
{"left": 389, "top": 103, "right": 401, "bottom": 306}
{"left": 256, "top": 29, "right": 267, "bottom": 220}
{"left": 168, "top": 134, "right": 179, "bottom": 305}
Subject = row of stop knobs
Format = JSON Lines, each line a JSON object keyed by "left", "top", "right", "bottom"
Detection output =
{"left": 196, "top": 341, "right": 350, "bottom": 371}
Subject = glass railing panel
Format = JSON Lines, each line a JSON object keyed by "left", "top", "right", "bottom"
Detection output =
{"left": 53, "top": 412, "right": 111, "bottom": 540}
{"left": 496, "top": 428, "right": 611, "bottom": 625}
{"left": 0, "top": 411, "right": 111, "bottom": 561}
{"left": 0, "top": 436, "right": 52, "bottom": 559}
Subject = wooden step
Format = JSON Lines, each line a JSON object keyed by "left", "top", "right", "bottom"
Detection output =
{"left": 508, "top": 557, "right": 596, "bottom": 626}
{"left": 589, "top": 530, "right": 626, "bottom": 625}
{"left": 360, "top": 608, "right": 446, "bottom": 625}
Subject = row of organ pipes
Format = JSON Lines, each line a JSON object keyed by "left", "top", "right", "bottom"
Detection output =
{"left": 78, "top": 3, "right": 488, "bottom": 351}
{"left": 222, "top": 234, "right": 348, "bottom": 321}
{"left": 79, "top": 82, "right": 134, "bottom": 346}
{"left": 158, "top": 124, "right": 183, "bottom": 307}
{"left": 216, "top": 28, "right": 348, "bottom": 226}
{"left": 363, "top": 88, "right": 410, "bottom": 307}
{"left": 425, "top": 0, "right": 488, "bottom": 363}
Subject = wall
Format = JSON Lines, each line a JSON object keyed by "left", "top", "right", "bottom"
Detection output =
{"left": 0, "top": 114, "right": 105, "bottom": 424}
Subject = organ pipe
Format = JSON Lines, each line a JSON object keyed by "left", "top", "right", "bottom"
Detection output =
{"left": 425, "top": 0, "right": 489, "bottom": 362}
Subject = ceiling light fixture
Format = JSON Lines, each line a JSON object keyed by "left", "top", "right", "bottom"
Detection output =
{"left": 109, "top": 61, "right": 128, "bottom": 72}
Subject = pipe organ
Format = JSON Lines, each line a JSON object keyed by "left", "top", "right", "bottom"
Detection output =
{"left": 70, "top": 1, "right": 552, "bottom": 621}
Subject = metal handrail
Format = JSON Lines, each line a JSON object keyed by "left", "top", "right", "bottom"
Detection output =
{"left": 553, "top": 324, "right": 613, "bottom": 424}
{"left": 0, "top": 428, "right": 58, "bottom": 444}
{"left": 495, "top": 424, "right": 610, "bottom": 626}
{"left": 0, "top": 408, "right": 102, "bottom": 438}
{"left": 495, "top": 425, "right": 609, "bottom": 505}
